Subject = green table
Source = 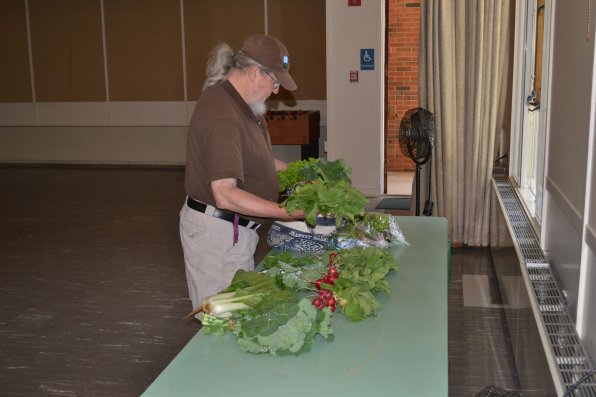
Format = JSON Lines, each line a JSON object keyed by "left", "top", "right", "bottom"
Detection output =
{"left": 142, "top": 216, "right": 448, "bottom": 397}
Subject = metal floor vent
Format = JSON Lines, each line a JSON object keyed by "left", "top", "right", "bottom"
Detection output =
{"left": 493, "top": 175, "right": 596, "bottom": 396}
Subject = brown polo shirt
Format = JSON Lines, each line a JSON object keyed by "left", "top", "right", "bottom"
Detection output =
{"left": 184, "top": 80, "right": 279, "bottom": 222}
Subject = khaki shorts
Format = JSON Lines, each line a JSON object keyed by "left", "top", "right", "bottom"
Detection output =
{"left": 179, "top": 201, "right": 259, "bottom": 312}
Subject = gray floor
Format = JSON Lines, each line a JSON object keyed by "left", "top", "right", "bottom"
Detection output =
{"left": 0, "top": 166, "right": 519, "bottom": 396}
{"left": 448, "top": 249, "right": 521, "bottom": 396}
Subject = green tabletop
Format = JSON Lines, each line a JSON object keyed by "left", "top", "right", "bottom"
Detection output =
{"left": 142, "top": 216, "right": 448, "bottom": 397}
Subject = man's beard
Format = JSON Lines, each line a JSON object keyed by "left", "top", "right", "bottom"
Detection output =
{"left": 250, "top": 100, "right": 267, "bottom": 116}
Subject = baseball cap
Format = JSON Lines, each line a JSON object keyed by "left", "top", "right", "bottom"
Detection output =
{"left": 241, "top": 34, "right": 297, "bottom": 91}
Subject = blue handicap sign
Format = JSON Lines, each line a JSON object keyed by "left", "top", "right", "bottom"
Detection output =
{"left": 360, "top": 48, "right": 374, "bottom": 70}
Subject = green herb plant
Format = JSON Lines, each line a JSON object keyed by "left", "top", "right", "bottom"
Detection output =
{"left": 197, "top": 246, "right": 398, "bottom": 354}
{"left": 196, "top": 270, "right": 333, "bottom": 356}
{"left": 277, "top": 158, "right": 369, "bottom": 226}
{"left": 277, "top": 158, "right": 315, "bottom": 192}
{"left": 262, "top": 247, "right": 398, "bottom": 322}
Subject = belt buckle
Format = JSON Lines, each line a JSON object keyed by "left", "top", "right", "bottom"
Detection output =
{"left": 247, "top": 220, "right": 260, "bottom": 230}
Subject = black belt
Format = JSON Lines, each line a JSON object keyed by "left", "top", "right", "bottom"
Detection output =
{"left": 186, "top": 197, "right": 260, "bottom": 230}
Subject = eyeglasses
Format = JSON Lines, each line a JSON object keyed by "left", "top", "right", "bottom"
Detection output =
{"left": 258, "top": 67, "right": 280, "bottom": 89}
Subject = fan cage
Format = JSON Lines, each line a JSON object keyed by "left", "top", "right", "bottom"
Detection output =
{"left": 398, "top": 107, "right": 436, "bottom": 165}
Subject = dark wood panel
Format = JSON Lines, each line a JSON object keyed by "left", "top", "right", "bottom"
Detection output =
{"left": 0, "top": 0, "right": 325, "bottom": 104}
{"left": 104, "top": 0, "right": 184, "bottom": 101}
{"left": 184, "top": 0, "right": 264, "bottom": 100}
{"left": 0, "top": 0, "right": 32, "bottom": 102}
{"left": 268, "top": 0, "right": 326, "bottom": 100}
{"left": 29, "top": 0, "right": 106, "bottom": 102}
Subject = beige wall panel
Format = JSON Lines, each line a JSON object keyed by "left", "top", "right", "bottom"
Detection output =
{"left": 268, "top": 0, "right": 326, "bottom": 101}
{"left": 184, "top": 0, "right": 264, "bottom": 100}
{"left": 0, "top": 0, "right": 32, "bottom": 102}
{"left": 29, "top": 0, "right": 105, "bottom": 102}
{"left": 105, "top": 0, "right": 184, "bottom": 101}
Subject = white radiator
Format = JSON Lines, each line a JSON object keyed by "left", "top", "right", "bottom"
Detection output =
{"left": 491, "top": 175, "right": 596, "bottom": 396}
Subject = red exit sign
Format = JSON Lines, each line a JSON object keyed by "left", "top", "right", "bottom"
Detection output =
{"left": 348, "top": 0, "right": 361, "bottom": 6}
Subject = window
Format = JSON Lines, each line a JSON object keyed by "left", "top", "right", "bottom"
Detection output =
{"left": 511, "top": 0, "right": 551, "bottom": 227}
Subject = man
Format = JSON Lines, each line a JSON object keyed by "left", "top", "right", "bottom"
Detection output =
{"left": 180, "top": 34, "right": 303, "bottom": 312}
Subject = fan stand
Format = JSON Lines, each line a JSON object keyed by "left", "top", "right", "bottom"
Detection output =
{"left": 412, "top": 148, "right": 432, "bottom": 216}
{"left": 423, "top": 153, "right": 433, "bottom": 216}
{"left": 414, "top": 164, "right": 422, "bottom": 216}
{"left": 412, "top": 155, "right": 429, "bottom": 216}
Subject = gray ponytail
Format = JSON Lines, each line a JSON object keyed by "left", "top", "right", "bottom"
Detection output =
{"left": 202, "top": 43, "right": 270, "bottom": 91}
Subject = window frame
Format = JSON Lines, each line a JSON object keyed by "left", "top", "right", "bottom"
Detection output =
{"left": 510, "top": 0, "right": 552, "bottom": 236}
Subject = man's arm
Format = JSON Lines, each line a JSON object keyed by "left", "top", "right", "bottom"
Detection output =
{"left": 211, "top": 178, "right": 302, "bottom": 220}
{"left": 273, "top": 158, "right": 287, "bottom": 171}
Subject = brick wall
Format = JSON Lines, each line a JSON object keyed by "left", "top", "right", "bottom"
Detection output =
{"left": 386, "top": 0, "right": 420, "bottom": 171}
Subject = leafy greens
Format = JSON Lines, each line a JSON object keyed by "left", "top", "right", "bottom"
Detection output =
{"left": 200, "top": 270, "right": 333, "bottom": 356}
{"left": 277, "top": 158, "right": 368, "bottom": 227}
{"left": 261, "top": 247, "right": 398, "bottom": 322}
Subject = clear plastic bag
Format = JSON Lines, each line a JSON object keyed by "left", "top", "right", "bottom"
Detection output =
{"left": 334, "top": 212, "right": 408, "bottom": 249}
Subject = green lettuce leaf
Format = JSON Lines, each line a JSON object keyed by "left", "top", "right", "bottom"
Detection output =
{"left": 236, "top": 298, "right": 333, "bottom": 355}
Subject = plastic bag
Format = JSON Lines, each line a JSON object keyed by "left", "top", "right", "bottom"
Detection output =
{"left": 334, "top": 212, "right": 408, "bottom": 249}
{"left": 267, "top": 219, "right": 336, "bottom": 253}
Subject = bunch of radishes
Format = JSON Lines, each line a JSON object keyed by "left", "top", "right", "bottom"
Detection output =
{"left": 312, "top": 252, "right": 339, "bottom": 312}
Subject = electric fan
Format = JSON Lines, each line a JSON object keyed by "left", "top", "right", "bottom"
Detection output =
{"left": 398, "top": 107, "right": 436, "bottom": 216}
